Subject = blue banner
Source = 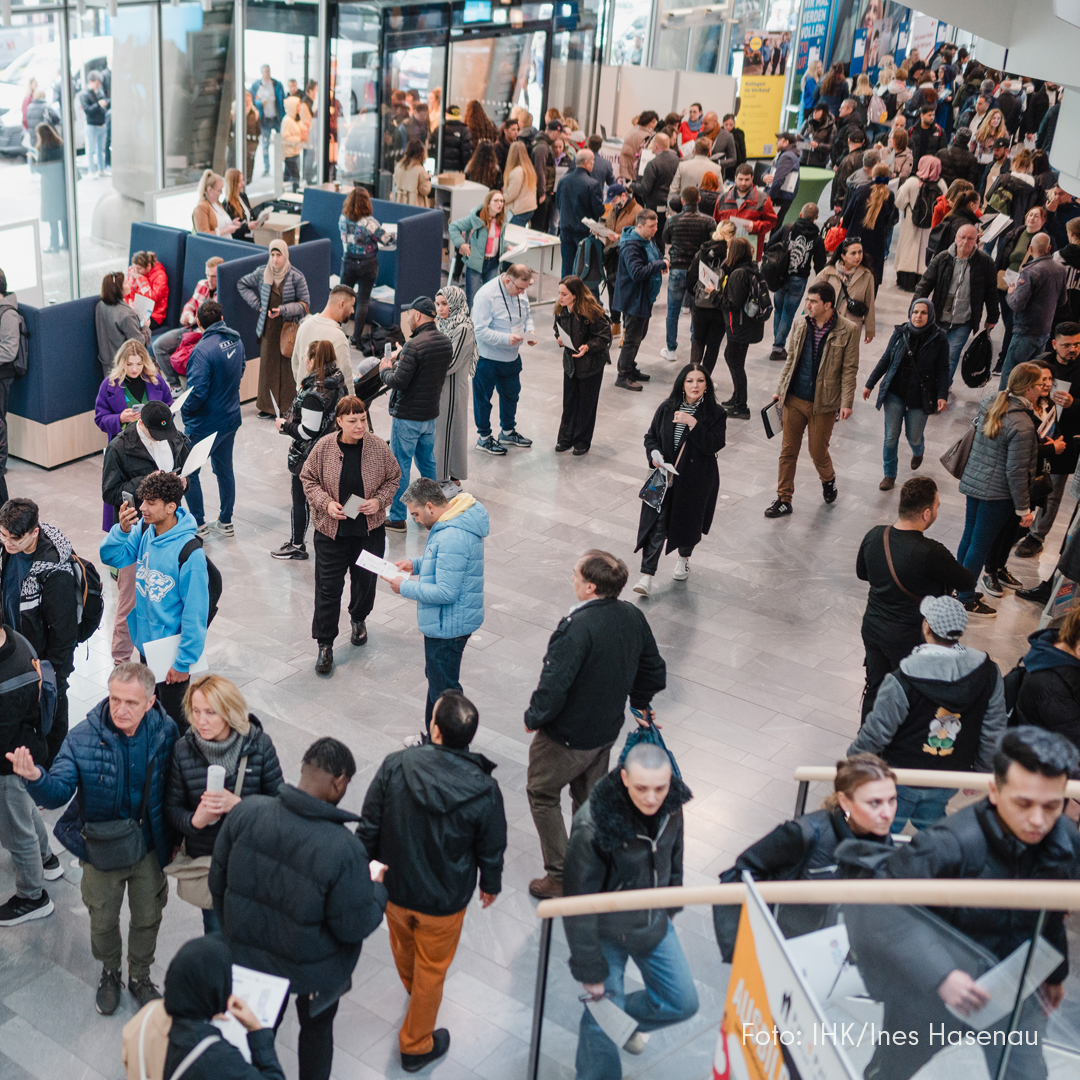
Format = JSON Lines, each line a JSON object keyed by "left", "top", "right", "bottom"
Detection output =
{"left": 795, "top": 0, "right": 833, "bottom": 76}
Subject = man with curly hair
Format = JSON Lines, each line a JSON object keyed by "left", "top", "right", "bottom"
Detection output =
{"left": 100, "top": 471, "right": 209, "bottom": 729}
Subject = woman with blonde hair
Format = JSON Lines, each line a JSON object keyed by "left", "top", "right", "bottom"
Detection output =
{"left": 94, "top": 340, "right": 173, "bottom": 441}
{"left": 800, "top": 58, "right": 824, "bottom": 123}
{"left": 502, "top": 140, "right": 538, "bottom": 226}
{"left": 164, "top": 675, "right": 284, "bottom": 932}
{"left": 841, "top": 162, "right": 895, "bottom": 288}
{"left": 713, "top": 753, "right": 896, "bottom": 959}
{"left": 955, "top": 361, "right": 1043, "bottom": 617}
{"left": 222, "top": 167, "right": 255, "bottom": 241}
{"left": 192, "top": 169, "right": 241, "bottom": 236}
{"left": 449, "top": 189, "right": 509, "bottom": 306}
{"left": 971, "top": 108, "right": 1009, "bottom": 157}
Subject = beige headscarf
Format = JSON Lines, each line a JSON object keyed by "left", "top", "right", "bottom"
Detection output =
{"left": 264, "top": 239, "right": 290, "bottom": 286}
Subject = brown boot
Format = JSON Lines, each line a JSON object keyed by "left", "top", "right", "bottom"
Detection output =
{"left": 529, "top": 875, "right": 563, "bottom": 899}
{"left": 879, "top": 476, "right": 895, "bottom": 491}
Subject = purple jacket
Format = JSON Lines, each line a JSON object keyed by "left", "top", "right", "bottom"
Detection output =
{"left": 94, "top": 376, "right": 173, "bottom": 441}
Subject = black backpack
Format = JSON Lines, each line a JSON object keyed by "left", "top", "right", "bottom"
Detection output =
{"left": 960, "top": 328, "right": 993, "bottom": 388}
{"left": 760, "top": 239, "right": 790, "bottom": 291}
{"left": 572, "top": 234, "right": 607, "bottom": 297}
{"left": 178, "top": 537, "right": 222, "bottom": 626}
{"left": 911, "top": 180, "right": 938, "bottom": 229}
{"left": 1003, "top": 661, "right": 1027, "bottom": 723}
{"left": 740, "top": 267, "right": 774, "bottom": 324}
{"left": 0, "top": 306, "right": 29, "bottom": 378}
{"left": 70, "top": 553, "right": 104, "bottom": 644}
{"left": 924, "top": 219, "right": 949, "bottom": 264}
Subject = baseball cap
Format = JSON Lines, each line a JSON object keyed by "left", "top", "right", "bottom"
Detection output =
{"left": 606, "top": 181, "right": 628, "bottom": 200}
{"left": 993, "top": 136, "right": 1011, "bottom": 149}
{"left": 920, "top": 595, "right": 968, "bottom": 640}
{"left": 402, "top": 296, "right": 437, "bottom": 317}
{"left": 546, "top": 119, "right": 564, "bottom": 132}
{"left": 139, "top": 401, "right": 176, "bottom": 440}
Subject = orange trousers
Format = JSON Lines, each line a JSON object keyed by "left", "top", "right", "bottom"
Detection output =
{"left": 386, "top": 901, "right": 466, "bottom": 1055}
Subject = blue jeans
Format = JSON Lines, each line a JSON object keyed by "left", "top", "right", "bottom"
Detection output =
{"left": 891, "top": 783, "right": 956, "bottom": 832}
{"left": 772, "top": 274, "right": 808, "bottom": 349}
{"left": 575, "top": 921, "right": 699, "bottom": 1080}
{"left": 389, "top": 417, "right": 437, "bottom": 521}
{"left": 561, "top": 232, "right": 585, "bottom": 279}
{"left": 86, "top": 124, "right": 107, "bottom": 173}
{"left": 881, "top": 394, "right": 928, "bottom": 479}
{"left": 956, "top": 496, "right": 1018, "bottom": 601}
{"left": 665, "top": 269, "right": 688, "bottom": 351}
{"left": 511, "top": 210, "right": 535, "bottom": 227}
{"left": 260, "top": 115, "right": 280, "bottom": 172}
{"left": 999, "top": 331, "right": 1046, "bottom": 388}
{"left": 944, "top": 323, "right": 972, "bottom": 387}
{"left": 424, "top": 633, "right": 469, "bottom": 731}
{"left": 473, "top": 357, "right": 522, "bottom": 438}
{"left": 464, "top": 258, "right": 500, "bottom": 308}
{"left": 184, "top": 431, "right": 237, "bottom": 525}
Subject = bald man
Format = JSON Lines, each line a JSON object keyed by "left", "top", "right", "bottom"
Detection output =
{"left": 1001, "top": 231, "right": 1068, "bottom": 386}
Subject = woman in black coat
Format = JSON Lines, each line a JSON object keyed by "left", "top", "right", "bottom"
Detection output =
{"left": 719, "top": 236, "right": 763, "bottom": 420}
{"left": 713, "top": 754, "right": 897, "bottom": 960}
{"left": 164, "top": 675, "right": 283, "bottom": 933}
{"left": 687, "top": 222, "right": 735, "bottom": 375}
{"left": 632, "top": 362, "right": 726, "bottom": 596}
{"left": 553, "top": 275, "right": 612, "bottom": 456}
{"left": 862, "top": 297, "right": 949, "bottom": 490}
{"left": 162, "top": 936, "right": 285, "bottom": 1080}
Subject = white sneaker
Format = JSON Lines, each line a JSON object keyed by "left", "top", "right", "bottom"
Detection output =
{"left": 659, "top": 348, "right": 678, "bottom": 361}
{"left": 673, "top": 557, "right": 689, "bottom": 581}
{"left": 623, "top": 1031, "right": 646, "bottom": 1055}
{"left": 632, "top": 575, "right": 652, "bottom": 596}
{"left": 403, "top": 733, "right": 425, "bottom": 747}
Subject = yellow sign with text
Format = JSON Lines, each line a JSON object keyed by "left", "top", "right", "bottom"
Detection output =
{"left": 739, "top": 76, "right": 787, "bottom": 159}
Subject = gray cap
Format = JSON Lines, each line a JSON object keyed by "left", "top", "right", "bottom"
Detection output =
{"left": 920, "top": 595, "right": 968, "bottom": 639}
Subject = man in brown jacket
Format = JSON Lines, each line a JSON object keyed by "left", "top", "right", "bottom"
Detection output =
{"left": 765, "top": 281, "right": 859, "bottom": 517}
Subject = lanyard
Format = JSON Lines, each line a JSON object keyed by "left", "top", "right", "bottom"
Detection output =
{"left": 499, "top": 279, "right": 522, "bottom": 324}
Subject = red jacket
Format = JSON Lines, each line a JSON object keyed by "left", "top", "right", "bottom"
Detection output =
{"left": 713, "top": 185, "right": 779, "bottom": 260}
{"left": 124, "top": 262, "right": 170, "bottom": 326}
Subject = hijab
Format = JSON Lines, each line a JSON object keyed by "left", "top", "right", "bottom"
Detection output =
{"left": 436, "top": 286, "right": 471, "bottom": 338}
{"left": 264, "top": 238, "right": 291, "bottom": 287}
{"left": 164, "top": 935, "right": 232, "bottom": 1020}
{"left": 916, "top": 155, "right": 942, "bottom": 182}
{"left": 907, "top": 297, "right": 937, "bottom": 337}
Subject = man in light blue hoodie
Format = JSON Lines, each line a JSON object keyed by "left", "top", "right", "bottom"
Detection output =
{"left": 100, "top": 471, "right": 209, "bottom": 731}
{"left": 386, "top": 478, "right": 489, "bottom": 742}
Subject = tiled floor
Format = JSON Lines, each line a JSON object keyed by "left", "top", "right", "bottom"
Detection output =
{"left": 0, "top": 264, "right": 1067, "bottom": 1079}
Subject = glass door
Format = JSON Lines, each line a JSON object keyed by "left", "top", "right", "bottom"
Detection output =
{"left": 331, "top": 2, "right": 380, "bottom": 186}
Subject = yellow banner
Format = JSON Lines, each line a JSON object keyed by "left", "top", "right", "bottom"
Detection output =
{"left": 739, "top": 76, "right": 787, "bottom": 159}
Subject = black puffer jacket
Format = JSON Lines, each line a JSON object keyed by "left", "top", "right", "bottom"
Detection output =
{"left": 209, "top": 785, "right": 387, "bottom": 995}
{"left": 554, "top": 307, "right": 611, "bottom": 379}
{"left": 379, "top": 321, "right": 454, "bottom": 421}
{"left": 662, "top": 208, "right": 716, "bottom": 270}
{"left": 282, "top": 364, "right": 346, "bottom": 475}
{"left": 935, "top": 143, "right": 981, "bottom": 188}
{"left": 1014, "top": 628, "right": 1080, "bottom": 749}
{"left": 164, "top": 716, "right": 284, "bottom": 858}
{"left": 356, "top": 743, "right": 507, "bottom": 917}
{"left": 564, "top": 768, "right": 693, "bottom": 983}
{"left": 101, "top": 425, "right": 191, "bottom": 516}
{"left": 441, "top": 119, "right": 473, "bottom": 173}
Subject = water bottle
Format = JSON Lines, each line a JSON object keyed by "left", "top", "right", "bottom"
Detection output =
{"left": 207, "top": 764, "right": 226, "bottom": 793}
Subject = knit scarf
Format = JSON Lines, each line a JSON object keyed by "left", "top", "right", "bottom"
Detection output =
{"left": 192, "top": 728, "right": 243, "bottom": 777}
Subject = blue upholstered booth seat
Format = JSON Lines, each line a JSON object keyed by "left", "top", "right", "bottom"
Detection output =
{"left": 12, "top": 297, "right": 100, "bottom": 425}
{"left": 299, "top": 190, "right": 442, "bottom": 325}
{"left": 215, "top": 239, "right": 332, "bottom": 365}
{"left": 182, "top": 234, "right": 259, "bottom": 315}
{"left": 129, "top": 224, "right": 187, "bottom": 331}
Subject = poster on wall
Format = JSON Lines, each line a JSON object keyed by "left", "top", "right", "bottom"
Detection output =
{"left": 794, "top": 0, "right": 833, "bottom": 76}
{"left": 907, "top": 14, "right": 940, "bottom": 65}
{"left": 742, "top": 30, "right": 793, "bottom": 77}
{"left": 865, "top": 17, "right": 891, "bottom": 78}
{"left": 712, "top": 877, "right": 861, "bottom": 1080}
{"left": 741, "top": 31, "right": 788, "bottom": 159}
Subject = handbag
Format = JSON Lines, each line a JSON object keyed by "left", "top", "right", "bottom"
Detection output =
{"left": 638, "top": 441, "right": 687, "bottom": 512}
{"left": 164, "top": 756, "right": 247, "bottom": 910}
{"left": 81, "top": 766, "right": 153, "bottom": 873}
{"left": 839, "top": 278, "right": 869, "bottom": 318}
{"left": 620, "top": 711, "right": 682, "bottom": 779}
{"left": 939, "top": 418, "right": 978, "bottom": 479}
{"left": 279, "top": 301, "right": 309, "bottom": 359}
{"left": 823, "top": 224, "right": 847, "bottom": 252}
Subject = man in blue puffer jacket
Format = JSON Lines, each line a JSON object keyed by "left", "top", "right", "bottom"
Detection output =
{"left": 179, "top": 300, "right": 246, "bottom": 537}
{"left": 6, "top": 661, "right": 177, "bottom": 1015}
{"left": 612, "top": 209, "right": 669, "bottom": 391}
{"left": 386, "top": 478, "right": 489, "bottom": 740}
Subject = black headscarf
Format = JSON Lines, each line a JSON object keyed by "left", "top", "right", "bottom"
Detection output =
{"left": 164, "top": 936, "right": 232, "bottom": 1020}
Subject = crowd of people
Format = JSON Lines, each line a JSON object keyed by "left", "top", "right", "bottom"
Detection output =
{"left": 1, "top": 46, "right": 1080, "bottom": 1080}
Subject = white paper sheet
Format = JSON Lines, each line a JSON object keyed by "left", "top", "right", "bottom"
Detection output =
{"left": 180, "top": 431, "right": 217, "bottom": 478}
{"left": 730, "top": 217, "right": 755, "bottom": 240}
{"left": 699, "top": 262, "right": 720, "bottom": 291}
{"left": 979, "top": 213, "right": 1013, "bottom": 247}
{"left": 131, "top": 294, "right": 154, "bottom": 323}
{"left": 169, "top": 386, "right": 193, "bottom": 415}
{"left": 268, "top": 389, "right": 281, "bottom": 419}
{"left": 231, "top": 964, "right": 291, "bottom": 1028}
{"left": 557, "top": 326, "right": 575, "bottom": 349}
{"left": 142, "top": 634, "right": 208, "bottom": 682}
{"left": 945, "top": 938, "right": 1063, "bottom": 1030}
{"left": 503, "top": 241, "right": 529, "bottom": 259}
{"left": 212, "top": 1015, "right": 253, "bottom": 1063}
{"left": 584, "top": 997, "right": 639, "bottom": 1048}
{"left": 1003, "top": 269, "right": 1021, "bottom": 287}
{"left": 356, "top": 548, "right": 409, "bottom": 580}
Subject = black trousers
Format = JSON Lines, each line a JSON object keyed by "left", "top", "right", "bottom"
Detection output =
{"left": 690, "top": 306, "right": 726, "bottom": 375}
{"left": 45, "top": 674, "right": 69, "bottom": 766}
{"left": 617, "top": 315, "right": 650, "bottom": 376}
{"left": 558, "top": 371, "right": 603, "bottom": 451}
{"left": 861, "top": 627, "right": 922, "bottom": 720}
{"left": 724, "top": 338, "right": 750, "bottom": 409}
{"left": 290, "top": 473, "right": 309, "bottom": 547}
{"left": 987, "top": 513, "right": 1023, "bottom": 574}
{"left": 532, "top": 196, "right": 552, "bottom": 234}
{"left": 155, "top": 677, "right": 189, "bottom": 734}
{"left": 312, "top": 527, "right": 385, "bottom": 645}
{"left": 341, "top": 254, "right": 379, "bottom": 348}
{"left": 640, "top": 498, "right": 693, "bottom": 575}
{"left": 275, "top": 994, "right": 339, "bottom": 1080}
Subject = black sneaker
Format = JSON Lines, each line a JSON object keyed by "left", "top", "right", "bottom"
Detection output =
{"left": 997, "top": 568, "right": 1024, "bottom": 590}
{"left": 475, "top": 435, "right": 508, "bottom": 454}
{"left": 0, "top": 891, "right": 53, "bottom": 927}
{"left": 402, "top": 1029, "right": 451, "bottom": 1073}
{"left": 499, "top": 429, "right": 533, "bottom": 448}
{"left": 727, "top": 406, "right": 751, "bottom": 420}
{"left": 384, "top": 519, "right": 407, "bottom": 533}
{"left": 981, "top": 572, "right": 1004, "bottom": 598}
{"left": 630, "top": 369, "right": 651, "bottom": 382}
{"left": 822, "top": 479, "right": 838, "bottom": 504}
{"left": 257, "top": 411, "right": 275, "bottom": 420}
{"left": 270, "top": 541, "right": 309, "bottom": 560}
{"left": 42, "top": 853, "right": 63, "bottom": 881}
{"left": 95, "top": 966, "right": 123, "bottom": 1015}
{"left": 720, "top": 397, "right": 737, "bottom": 408}
{"left": 1017, "top": 579, "right": 1053, "bottom": 604}
{"left": 964, "top": 599, "right": 997, "bottom": 618}
{"left": 555, "top": 443, "right": 572, "bottom": 452}
{"left": 764, "top": 498, "right": 793, "bottom": 518}
{"left": 615, "top": 377, "right": 643, "bottom": 391}
{"left": 315, "top": 645, "right": 334, "bottom": 675}
{"left": 128, "top": 976, "right": 163, "bottom": 1009}
{"left": 572, "top": 447, "right": 589, "bottom": 456}
{"left": 351, "top": 620, "right": 368, "bottom": 646}
{"left": 769, "top": 347, "right": 787, "bottom": 362}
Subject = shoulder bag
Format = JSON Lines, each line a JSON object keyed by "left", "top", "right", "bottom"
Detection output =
{"left": 279, "top": 301, "right": 310, "bottom": 359}
{"left": 638, "top": 438, "right": 687, "bottom": 511}
{"left": 882, "top": 526, "right": 921, "bottom": 600}
{"left": 838, "top": 277, "right": 869, "bottom": 318}
{"left": 996, "top": 239, "right": 1033, "bottom": 293}
{"left": 939, "top": 417, "right": 979, "bottom": 479}
{"left": 82, "top": 765, "right": 153, "bottom": 872}
{"left": 164, "top": 756, "right": 248, "bottom": 909}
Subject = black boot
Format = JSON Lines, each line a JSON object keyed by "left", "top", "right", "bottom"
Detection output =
{"left": 351, "top": 621, "right": 368, "bottom": 646}
{"left": 315, "top": 645, "right": 334, "bottom": 674}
